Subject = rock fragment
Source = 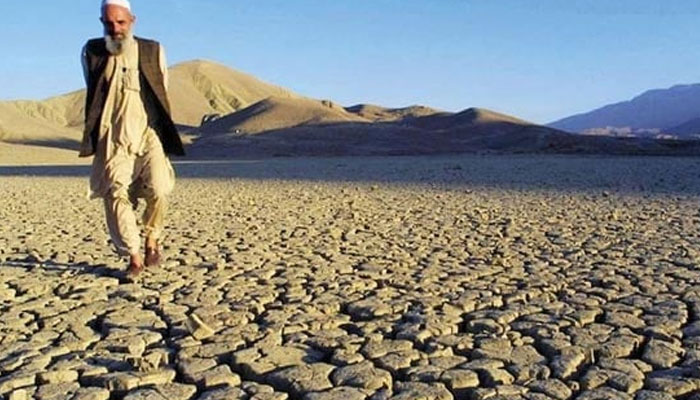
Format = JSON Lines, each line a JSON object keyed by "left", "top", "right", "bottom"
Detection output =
{"left": 185, "top": 313, "right": 215, "bottom": 340}
{"left": 331, "top": 361, "right": 392, "bottom": 391}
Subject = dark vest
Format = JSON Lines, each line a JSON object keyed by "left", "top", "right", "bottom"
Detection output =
{"left": 83, "top": 37, "right": 185, "bottom": 156}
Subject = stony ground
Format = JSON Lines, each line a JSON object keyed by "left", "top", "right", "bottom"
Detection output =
{"left": 1, "top": 155, "right": 700, "bottom": 400}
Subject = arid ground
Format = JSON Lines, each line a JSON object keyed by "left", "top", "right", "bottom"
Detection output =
{"left": 2, "top": 155, "right": 700, "bottom": 400}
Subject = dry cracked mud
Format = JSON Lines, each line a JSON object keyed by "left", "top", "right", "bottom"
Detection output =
{"left": 1, "top": 155, "right": 700, "bottom": 400}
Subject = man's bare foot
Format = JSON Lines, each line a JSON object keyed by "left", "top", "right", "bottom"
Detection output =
{"left": 127, "top": 253, "right": 144, "bottom": 277}
{"left": 145, "top": 238, "right": 161, "bottom": 267}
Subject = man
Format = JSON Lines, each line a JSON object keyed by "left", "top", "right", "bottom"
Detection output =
{"left": 80, "top": 0, "right": 185, "bottom": 276}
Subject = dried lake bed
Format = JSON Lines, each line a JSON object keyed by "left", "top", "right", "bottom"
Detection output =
{"left": 1, "top": 154, "right": 700, "bottom": 400}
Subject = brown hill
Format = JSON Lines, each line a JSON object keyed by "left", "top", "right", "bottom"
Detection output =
{"left": 344, "top": 104, "right": 441, "bottom": 122}
{"left": 168, "top": 60, "right": 299, "bottom": 127}
{"left": 190, "top": 106, "right": 578, "bottom": 158}
{"left": 0, "top": 91, "right": 83, "bottom": 146}
{"left": 191, "top": 110, "right": 700, "bottom": 158}
{"left": 4, "top": 59, "right": 698, "bottom": 164}
{"left": 0, "top": 60, "right": 300, "bottom": 148}
{"left": 199, "top": 96, "right": 369, "bottom": 136}
{"left": 406, "top": 107, "right": 530, "bottom": 131}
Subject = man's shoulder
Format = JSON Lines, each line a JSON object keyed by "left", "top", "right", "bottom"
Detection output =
{"left": 84, "top": 38, "right": 106, "bottom": 54}
{"left": 135, "top": 36, "right": 162, "bottom": 48}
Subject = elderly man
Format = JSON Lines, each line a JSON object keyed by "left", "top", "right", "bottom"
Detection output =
{"left": 80, "top": 0, "right": 184, "bottom": 276}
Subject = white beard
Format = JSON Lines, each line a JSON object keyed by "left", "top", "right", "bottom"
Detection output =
{"left": 105, "top": 33, "right": 132, "bottom": 55}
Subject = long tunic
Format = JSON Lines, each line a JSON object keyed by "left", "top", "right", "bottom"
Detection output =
{"left": 81, "top": 36, "right": 174, "bottom": 199}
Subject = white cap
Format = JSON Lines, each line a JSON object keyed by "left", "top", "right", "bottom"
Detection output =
{"left": 102, "top": 0, "right": 131, "bottom": 11}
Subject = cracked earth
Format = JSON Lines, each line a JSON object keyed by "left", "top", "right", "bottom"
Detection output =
{"left": 1, "top": 155, "right": 700, "bottom": 400}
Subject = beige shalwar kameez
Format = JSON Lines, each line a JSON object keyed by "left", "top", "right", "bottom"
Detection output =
{"left": 82, "top": 36, "right": 175, "bottom": 256}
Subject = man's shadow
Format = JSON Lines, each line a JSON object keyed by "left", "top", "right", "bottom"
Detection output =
{"left": 3, "top": 256, "right": 133, "bottom": 284}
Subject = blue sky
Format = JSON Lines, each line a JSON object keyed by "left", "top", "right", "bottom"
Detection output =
{"left": 1, "top": 0, "right": 699, "bottom": 123}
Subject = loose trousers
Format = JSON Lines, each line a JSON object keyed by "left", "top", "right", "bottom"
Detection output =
{"left": 102, "top": 132, "right": 175, "bottom": 256}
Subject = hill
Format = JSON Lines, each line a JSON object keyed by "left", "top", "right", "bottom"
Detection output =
{"left": 344, "top": 104, "right": 441, "bottom": 122}
{"left": 198, "top": 96, "right": 368, "bottom": 136}
{"left": 190, "top": 106, "right": 587, "bottom": 158}
{"left": 168, "top": 60, "right": 298, "bottom": 127}
{"left": 0, "top": 90, "right": 83, "bottom": 146}
{"left": 667, "top": 117, "right": 700, "bottom": 138}
{"left": 406, "top": 107, "right": 530, "bottom": 131}
{"left": 549, "top": 84, "right": 700, "bottom": 135}
{"left": 191, "top": 101, "right": 700, "bottom": 158}
{"left": 0, "top": 60, "right": 301, "bottom": 148}
{"left": 4, "top": 60, "right": 700, "bottom": 164}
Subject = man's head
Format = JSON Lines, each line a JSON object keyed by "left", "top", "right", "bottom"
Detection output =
{"left": 100, "top": 0, "right": 135, "bottom": 54}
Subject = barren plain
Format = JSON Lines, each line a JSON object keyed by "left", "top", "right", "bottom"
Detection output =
{"left": 2, "top": 155, "right": 700, "bottom": 400}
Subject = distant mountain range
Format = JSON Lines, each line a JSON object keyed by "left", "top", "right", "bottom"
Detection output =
{"left": 549, "top": 84, "right": 700, "bottom": 139}
{"left": 1, "top": 60, "right": 699, "bottom": 164}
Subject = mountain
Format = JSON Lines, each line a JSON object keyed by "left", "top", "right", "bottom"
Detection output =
{"left": 168, "top": 60, "right": 298, "bottom": 127}
{"left": 668, "top": 117, "right": 700, "bottom": 138}
{"left": 344, "top": 104, "right": 441, "bottom": 122}
{"left": 406, "top": 107, "right": 530, "bottom": 131}
{"left": 0, "top": 60, "right": 301, "bottom": 147}
{"left": 3, "top": 59, "right": 700, "bottom": 164}
{"left": 190, "top": 106, "right": 587, "bottom": 158}
{"left": 192, "top": 100, "right": 700, "bottom": 158}
{"left": 549, "top": 84, "right": 700, "bottom": 135}
{"left": 0, "top": 90, "right": 84, "bottom": 146}
{"left": 198, "top": 96, "right": 368, "bottom": 136}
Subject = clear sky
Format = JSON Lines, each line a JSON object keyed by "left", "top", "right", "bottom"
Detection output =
{"left": 1, "top": 0, "right": 699, "bottom": 124}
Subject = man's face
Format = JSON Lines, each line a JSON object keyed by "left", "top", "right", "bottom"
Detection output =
{"left": 100, "top": 5, "right": 134, "bottom": 40}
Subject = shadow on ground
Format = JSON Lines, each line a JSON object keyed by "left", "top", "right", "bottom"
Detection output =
{"left": 2, "top": 154, "right": 700, "bottom": 195}
{"left": 15, "top": 138, "right": 81, "bottom": 150}
{"left": 2, "top": 258, "right": 130, "bottom": 283}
